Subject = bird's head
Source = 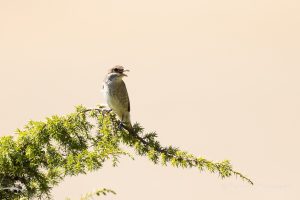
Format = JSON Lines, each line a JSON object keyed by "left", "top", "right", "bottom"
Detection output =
{"left": 108, "top": 65, "right": 129, "bottom": 79}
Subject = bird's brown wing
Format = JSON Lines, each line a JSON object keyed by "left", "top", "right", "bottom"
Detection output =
{"left": 128, "top": 96, "right": 130, "bottom": 112}
{"left": 118, "top": 80, "right": 130, "bottom": 112}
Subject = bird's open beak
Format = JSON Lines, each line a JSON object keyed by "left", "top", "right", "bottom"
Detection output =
{"left": 123, "top": 69, "right": 129, "bottom": 76}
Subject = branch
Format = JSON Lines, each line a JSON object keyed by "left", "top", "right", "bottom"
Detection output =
{"left": 0, "top": 105, "right": 253, "bottom": 200}
{"left": 84, "top": 107, "right": 253, "bottom": 185}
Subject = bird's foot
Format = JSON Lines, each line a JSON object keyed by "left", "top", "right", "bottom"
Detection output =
{"left": 117, "top": 122, "right": 133, "bottom": 133}
{"left": 102, "top": 108, "right": 112, "bottom": 116}
{"left": 118, "top": 122, "right": 125, "bottom": 130}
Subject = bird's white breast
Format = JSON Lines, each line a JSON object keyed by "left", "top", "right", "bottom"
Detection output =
{"left": 102, "top": 82, "right": 112, "bottom": 107}
{"left": 103, "top": 80, "right": 119, "bottom": 111}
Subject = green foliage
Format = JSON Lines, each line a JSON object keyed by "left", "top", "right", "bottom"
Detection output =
{"left": 65, "top": 188, "right": 116, "bottom": 200}
{"left": 0, "top": 105, "right": 252, "bottom": 199}
{"left": 80, "top": 188, "right": 116, "bottom": 200}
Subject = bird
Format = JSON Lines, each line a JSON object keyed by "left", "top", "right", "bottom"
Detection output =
{"left": 102, "top": 65, "right": 132, "bottom": 129}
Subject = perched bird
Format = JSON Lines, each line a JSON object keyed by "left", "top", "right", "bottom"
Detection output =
{"left": 102, "top": 65, "right": 132, "bottom": 129}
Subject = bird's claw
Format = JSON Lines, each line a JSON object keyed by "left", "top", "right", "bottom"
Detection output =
{"left": 118, "top": 122, "right": 125, "bottom": 130}
{"left": 102, "top": 108, "right": 112, "bottom": 116}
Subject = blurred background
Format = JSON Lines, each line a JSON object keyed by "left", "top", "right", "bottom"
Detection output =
{"left": 0, "top": 0, "right": 299, "bottom": 199}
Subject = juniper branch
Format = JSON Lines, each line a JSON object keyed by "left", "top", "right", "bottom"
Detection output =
{"left": 0, "top": 105, "right": 253, "bottom": 200}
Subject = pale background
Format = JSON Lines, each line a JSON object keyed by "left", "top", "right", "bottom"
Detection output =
{"left": 0, "top": 0, "right": 299, "bottom": 199}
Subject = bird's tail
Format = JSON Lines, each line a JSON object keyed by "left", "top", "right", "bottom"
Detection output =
{"left": 122, "top": 112, "right": 133, "bottom": 132}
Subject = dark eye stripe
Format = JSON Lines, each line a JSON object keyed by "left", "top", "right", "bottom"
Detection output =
{"left": 112, "top": 67, "right": 124, "bottom": 73}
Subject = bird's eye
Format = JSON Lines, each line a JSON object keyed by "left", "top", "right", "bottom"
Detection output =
{"left": 112, "top": 67, "right": 124, "bottom": 73}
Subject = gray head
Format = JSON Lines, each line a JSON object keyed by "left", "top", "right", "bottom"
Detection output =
{"left": 106, "top": 65, "right": 129, "bottom": 81}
